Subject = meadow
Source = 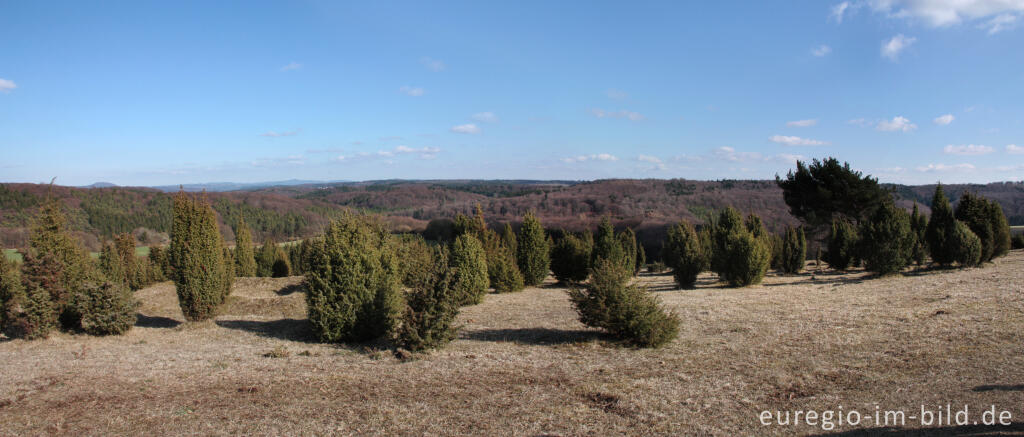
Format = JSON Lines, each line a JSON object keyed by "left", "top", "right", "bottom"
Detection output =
{"left": 1, "top": 252, "right": 1021, "bottom": 435}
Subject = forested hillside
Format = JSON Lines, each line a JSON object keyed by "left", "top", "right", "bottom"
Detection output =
{"left": 2, "top": 179, "right": 1022, "bottom": 252}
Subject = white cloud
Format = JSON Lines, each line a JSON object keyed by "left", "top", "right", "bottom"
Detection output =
{"left": 450, "top": 123, "right": 480, "bottom": 134}
{"left": 917, "top": 163, "right": 976, "bottom": 172}
{"left": 471, "top": 112, "right": 498, "bottom": 123}
{"left": 606, "top": 89, "right": 629, "bottom": 99}
{"left": 335, "top": 146, "right": 440, "bottom": 162}
{"left": 259, "top": 129, "right": 300, "bottom": 137}
{"left": 943, "top": 144, "right": 993, "bottom": 155}
{"left": 562, "top": 153, "right": 619, "bottom": 163}
{"left": 811, "top": 45, "right": 833, "bottom": 56}
{"left": 847, "top": 118, "right": 871, "bottom": 127}
{"left": 881, "top": 34, "right": 916, "bottom": 60}
{"left": 421, "top": 57, "right": 445, "bottom": 72}
{"left": 590, "top": 108, "right": 645, "bottom": 121}
{"left": 933, "top": 114, "right": 955, "bottom": 125}
{"left": 395, "top": 145, "right": 440, "bottom": 159}
{"left": 777, "top": 153, "right": 806, "bottom": 164}
{"left": 0, "top": 78, "right": 16, "bottom": 93}
{"left": 636, "top": 155, "right": 663, "bottom": 164}
{"left": 786, "top": 119, "right": 818, "bottom": 127}
{"left": 713, "top": 146, "right": 764, "bottom": 162}
{"left": 980, "top": 12, "right": 1019, "bottom": 33}
{"left": 868, "top": 0, "right": 1024, "bottom": 27}
{"left": 769, "top": 135, "right": 829, "bottom": 146}
{"left": 877, "top": 116, "right": 917, "bottom": 132}
{"left": 831, "top": 1, "right": 856, "bottom": 23}
{"left": 1007, "top": 144, "right": 1024, "bottom": 154}
{"left": 399, "top": 86, "right": 424, "bottom": 97}
{"left": 280, "top": 62, "right": 302, "bottom": 72}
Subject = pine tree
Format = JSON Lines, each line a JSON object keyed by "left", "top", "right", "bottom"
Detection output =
{"left": 397, "top": 248, "right": 460, "bottom": 351}
{"left": 925, "top": 184, "right": 957, "bottom": 266}
{"left": 662, "top": 221, "right": 707, "bottom": 289}
{"left": 305, "top": 214, "right": 402, "bottom": 343}
{"left": 859, "top": 203, "right": 916, "bottom": 275}
{"left": 516, "top": 212, "right": 550, "bottom": 286}
{"left": 550, "top": 232, "right": 592, "bottom": 284}
{"left": 450, "top": 234, "right": 489, "bottom": 305}
{"left": 168, "top": 190, "right": 233, "bottom": 321}
{"left": 233, "top": 218, "right": 257, "bottom": 277}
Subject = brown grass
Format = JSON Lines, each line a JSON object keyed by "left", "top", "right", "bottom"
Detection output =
{"left": 1, "top": 253, "right": 1023, "bottom": 436}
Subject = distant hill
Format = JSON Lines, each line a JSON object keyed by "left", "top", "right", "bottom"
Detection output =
{"left": 2, "top": 179, "right": 1022, "bottom": 256}
{"left": 83, "top": 182, "right": 118, "bottom": 188}
{"left": 150, "top": 179, "right": 342, "bottom": 192}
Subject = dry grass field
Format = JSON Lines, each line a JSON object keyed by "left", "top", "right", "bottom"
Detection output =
{"left": 1, "top": 252, "right": 1023, "bottom": 436}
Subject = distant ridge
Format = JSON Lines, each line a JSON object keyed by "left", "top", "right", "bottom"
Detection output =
{"left": 150, "top": 179, "right": 341, "bottom": 192}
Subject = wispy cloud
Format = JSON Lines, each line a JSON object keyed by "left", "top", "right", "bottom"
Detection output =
{"left": 606, "top": 89, "right": 629, "bottom": 100}
{"left": 280, "top": 62, "right": 302, "bottom": 72}
{"left": 786, "top": 119, "right": 818, "bottom": 127}
{"left": 877, "top": 116, "right": 917, "bottom": 132}
{"left": 252, "top": 155, "right": 305, "bottom": 167}
{"left": 847, "top": 118, "right": 871, "bottom": 127}
{"left": 0, "top": 78, "right": 15, "bottom": 93}
{"left": 450, "top": 123, "right": 480, "bottom": 134}
{"left": 881, "top": 34, "right": 916, "bottom": 61}
{"left": 562, "top": 153, "right": 619, "bottom": 163}
{"left": 260, "top": 129, "right": 301, "bottom": 137}
{"left": 869, "top": 0, "right": 1024, "bottom": 28}
{"left": 917, "top": 163, "right": 976, "bottom": 172}
{"left": 830, "top": 1, "right": 857, "bottom": 23}
{"left": 421, "top": 57, "right": 445, "bottom": 72}
{"left": 1007, "top": 144, "right": 1024, "bottom": 154}
{"left": 769, "top": 135, "right": 829, "bottom": 146}
{"left": 590, "top": 108, "right": 645, "bottom": 121}
{"left": 980, "top": 13, "right": 1019, "bottom": 34}
{"left": 471, "top": 112, "right": 498, "bottom": 123}
{"left": 636, "top": 155, "right": 662, "bottom": 164}
{"left": 335, "top": 145, "right": 441, "bottom": 162}
{"left": 933, "top": 114, "right": 955, "bottom": 125}
{"left": 399, "top": 86, "right": 425, "bottom": 97}
{"left": 943, "top": 144, "right": 993, "bottom": 155}
{"left": 811, "top": 45, "right": 832, "bottom": 56}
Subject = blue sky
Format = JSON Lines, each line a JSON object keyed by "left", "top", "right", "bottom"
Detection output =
{"left": 1, "top": 0, "right": 1022, "bottom": 186}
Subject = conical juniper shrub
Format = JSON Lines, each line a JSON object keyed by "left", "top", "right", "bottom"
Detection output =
{"left": 711, "top": 208, "right": 771, "bottom": 287}
{"left": 858, "top": 203, "right": 916, "bottom": 276}
{"left": 950, "top": 220, "right": 982, "bottom": 267}
{"left": 617, "top": 228, "right": 638, "bottom": 277}
{"left": 823, "top": 218, "right": 859, "bottom": 271}
{"left": 925, "top": 184, "right": 957, "bottom": 266}
{"left": 955, "top": 192, "right": 995, "bottom": 262}
{"left": 305, "top": 214, "right": 403, "bottom": 343}
{"left": 550, "top": 232, "right": 592, "bottom": 284}
{"left": 516, "top": 212, "right": 550, "bottom": 286}
{"left": 780, "top": 226, "right": 806, "bottom": 274}
{"left": 909, "top": 204, "right": 928, "bottom": 265}
{"left": 450, "top": 233, "right": 489, "bottom": 305}
{"left": 662, "top": 220, "right": 707, "bottom": 289}
{"left": 397, "top": 247, "right": 460, "bottom": 352}
{"left": 73, "top": 270, "right": 137, "bottom": 336}
{"left": 233, "top": 218, "right": 258, "bottom": 277}
{"left": 168, "top": 190, "right": 233, "bottom": 322}
{"left": 988, "top": 200, "right": 1011, "bottom": 259}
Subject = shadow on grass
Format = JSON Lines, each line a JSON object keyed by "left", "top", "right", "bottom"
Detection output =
{"left": 216, "top": 318, "right": 318, "bottom": 343}
{"left": 811, "top": 422, "right": 1024, "bottom": 436}
{"left": 135, "top": 313, "right": 181, "bottom": 328}
{"left": 972, "top": 384, "right": 1024, "bottom": 392}
{"left": 275, "top": 282, "right": 306, "bottom": 296}
{"left": 461, "top": 327, "right": 609, "bottom": 345}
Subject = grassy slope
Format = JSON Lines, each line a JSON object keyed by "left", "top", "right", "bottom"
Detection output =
{"left": 1, "top": 252, "right": 1023, "bottom": 434}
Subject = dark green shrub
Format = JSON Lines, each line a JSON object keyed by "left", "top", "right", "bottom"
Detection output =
{"left": 617, "top": 228, "right": 638, "bottom": 277}
{"left": 0, "top": 259, "right": 24, "bottom": 335}
{"left": 99, "top": 241, "right": 127, "bottom": 286}
{"left": 168, "top": 191, "right": 233, "bottom": 322}
{"left": 988, "top": 200, "right": 1011, "bottom": 259}
{"left": 711, "top": 208, "right": 770, "bottom": 286}
{"left": 779, "top": 226, "right": 806, "bottom": 274}
{"left": 768, "top": 233, "right": 784, "bottom": 270}
{"left": 568, "top": 258, "right": 679, "bottom": 348}
{"left": 662, "top": 221, "right": 706, "bottom": 289}
{"left": 925, "top": 185, "right": 957, "bottom": 266}
{"left": 647, "top": 261, "right": 667, "bottom": 273}
{"left": 233, "top": 218, "right": 258, "bottom": 277}
{"left": 490, "top": 247, "right": 524, "bottom": 293}
{"left": 591, "top": 217, "right": 627, "bottom": 269}
{"left": 635, "top": 242, "right": 646, "bottom": 274}
{"left": 147, "top": 246, "right": 169, "bottom": 282}
{"left": 550, "top": 233, "right": 591, "bottom": 284}
{"left": 3, "top": 252, "right": 57, "bottom": 339}
{"left": 27, "top": 196, "right": 92, "bottom": 329}
{"left": 395, "top": 234, "right": 435, "bottom": 289}
{"left": 1011, "top": 234, "right": 1024, "bottom": 250}
{"left": 910, "top": 204, "right": 928, "bottom": 265}
{"left": 955, "top": 192, "right": 995, "bottom": 262}
{"left": 256, "top": 239, "right": 287, "bottom": 277}
{"left": 73, "top": 273, "right": 137, "bottom": 336}
{"left": 859, "top": 203, "right": 915, "bottom": 275}
{"left": 305, "top": 214, "right": 402, "bottom": 343}
{"left": 450, "top": 234, "right": 489, "bottom": 305}
{"left": 501, "top": 223, "right": 517, "bottom": 254}
{"left": 824, "top": 219, "right": 859, "bottom": 270}
{"left": 950, "top": 220, "right": 982, "bottom": 267}
{"left": 397, "top": 248, "right": 459, "bottom": 351}
{"left": 516, "top": 212, "right": 550, "bottom": 286}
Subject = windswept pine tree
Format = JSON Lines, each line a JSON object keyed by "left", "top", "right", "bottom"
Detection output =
{"left": 168, "top": 190, "right": 233, "bottom": 321}
{"left": 516, "top": 212, "right": 550, "bottom": 286}
{"left": 233, "top": 217, "right": 257, "bottom": 277}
